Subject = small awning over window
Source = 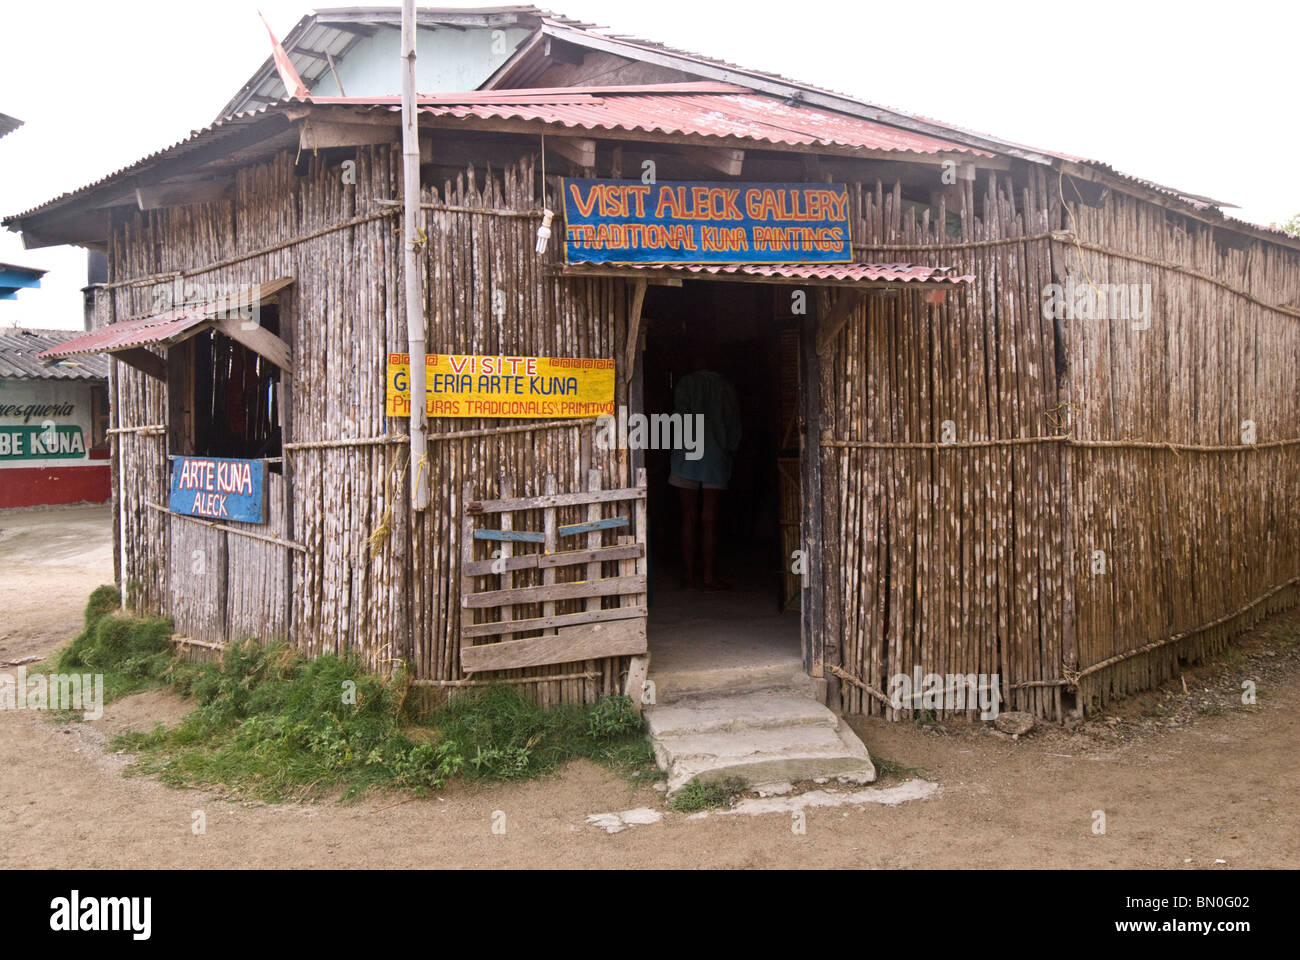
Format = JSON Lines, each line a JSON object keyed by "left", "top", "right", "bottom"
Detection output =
{"left": 557, "top": 261, "right": 974, "bottom": 287}
{"left": 38, "top": 277, "right": 294, "bottom": 380}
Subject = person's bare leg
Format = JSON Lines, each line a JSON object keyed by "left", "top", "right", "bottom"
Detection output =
{"left": 677, "top": 484, "right": 698, "bottom": 587}
{"left": 700, "top": 487, "right": 729, "bottom": 589}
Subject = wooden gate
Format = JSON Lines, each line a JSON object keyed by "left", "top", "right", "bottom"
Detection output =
{"left": 460, "top": 469, "right": 648, "bottom": 674}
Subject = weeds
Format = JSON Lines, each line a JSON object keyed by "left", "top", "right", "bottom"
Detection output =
{"left": 59, "top": 587, "right": 655, "bottom": 802}
{"left": 668, "top": 776, "right": 747, "bottom": 812}
{"left": 872, "top": 756, "right": 919, "bottom": 780}
{"left": 54, "top": 585, "right": 173, "bottom": 704}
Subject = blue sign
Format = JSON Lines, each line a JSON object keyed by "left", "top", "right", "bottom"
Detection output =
{"left": 169, "top": 456, "right": 266, "bottom": 524}
{"left": 562, "top": 178, "right": 851, "bottom": 265}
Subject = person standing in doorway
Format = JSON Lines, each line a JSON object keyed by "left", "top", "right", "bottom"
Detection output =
{"left": 670, "top": 351, "right": 742, "bottom": 590}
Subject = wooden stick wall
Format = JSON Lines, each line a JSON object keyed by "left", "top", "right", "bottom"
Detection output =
{"left": 832, "top": 167, "right": 1300, "bottom": 719}
{"left": 104, "top": 145, "right": 628, "bottom": 704}
{"left": 100, "top": 139, "right": 1300, "bottom": 721}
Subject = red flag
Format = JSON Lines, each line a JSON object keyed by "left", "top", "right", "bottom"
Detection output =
{"left": 258, "top": 11, "right": 309, "bottom": 100}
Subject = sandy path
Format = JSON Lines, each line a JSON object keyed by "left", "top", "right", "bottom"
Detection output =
{"left": 2, "top": 505, "right": 1296, "bottom": 868}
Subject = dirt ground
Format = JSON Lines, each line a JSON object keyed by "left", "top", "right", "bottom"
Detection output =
{"left": 1, "top": 505, "right": 1297, "bottom": 868}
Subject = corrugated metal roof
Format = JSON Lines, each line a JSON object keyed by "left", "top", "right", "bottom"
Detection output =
{"left": 36, "top": 308, "right": 213, "bottom": 361}
{"left": 560, "top": 262, "right": 974, "bottom": 284}
{"left": 3, "top": 104, "right": 294, "bottom": 224}
{"left": 4, "top": 86, "right": 986, "bottom": 227}
{"left": 0, "top": 329, "right": 109, "bottom": 380}
{"left": 494, "top": 21, "right": 1241, "bottom": 213}
{"left": 37, "top": 277, "right": 294, "bottom": 361}
{"left": 0, "top": 113, "right": 23, "bottom": 140}
{"left": 405, "top": 88, "right": 992, "bottom": 156}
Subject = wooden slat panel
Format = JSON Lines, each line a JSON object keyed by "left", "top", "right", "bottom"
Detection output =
{"left": 459, "top": 469, "right": 650, "bottom": 676}
{"left": 461, "top": 617, "right": 647, "bottom": 672}
{"left": 467, "top": 485, "right": 645, "bottom": 514}
{"left": 473, "top": 528, "right": 545, "bottom": 543}
{"left": 541, "top": 542, "right": 642, "bottom": 569}
{"left": 462, "top": 605, "right": 645, "bottom": 639}
{"left": 463, "top": 575, "right": 646, "bottom": 609}
{"left": 462, "top": 542, "right": 643, "bottom": 576}
{"left": 463, "top": 553, "right": 543, "bottom": 576}
{"left": 497, "top": 478, "right": 514, "bottom": 644}
{"left": 559, "top": 516, "right": 628, "bottom": 538}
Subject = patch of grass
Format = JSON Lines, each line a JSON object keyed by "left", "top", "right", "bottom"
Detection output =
{"left": 56, "top": 588, "right": 655, "bottom": 802}
{"left": 431, "top": 685, "right": 653, "bottom": 783}
{"left": 668, "top": 776, "right": 747, "bottom": 812}
{"left": 44, "top": 585, "right": 175, "bottom": 709}
{"left": 871, "top": 756, "right": 919, "bottom": 780}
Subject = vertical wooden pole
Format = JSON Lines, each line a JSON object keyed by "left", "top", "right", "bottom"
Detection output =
{"left": 498, "top": 477, "right": 514, "bottom": 643}
{"left": 801, "top": 302, "right": 835, "bottom": 704}
{"left": 626, "top": 281, "right": 648, "bottom": 487}
{"left": 109, "top": 357, "right": 123, "bottom": 603}
{"left": 216, "top": 529, "right": 229, "bottom": 643}
{"left": 542, "top": 474, "right": 558, "bottom": 634}
{"left": 277, "top": 296, "right": 296, "bottom": 643}
{"left": 401, "top": 0, "right": 428, "bottom": 511}
{"left": 584, "top": 469, "right": 603, "bottom": 606}
{"left": 459, "top": 479, "right": 475, "bottom": 672}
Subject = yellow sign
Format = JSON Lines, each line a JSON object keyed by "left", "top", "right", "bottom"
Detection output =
{"left": 386, "top": 353, "right": 616, "bottom": 419}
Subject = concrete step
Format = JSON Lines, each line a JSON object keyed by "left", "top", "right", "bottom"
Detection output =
{"left": 648, "top": 658, "right": 815, "bottom": 704}
{"left": 645, "top": 685, "right": 876, "bottom": 796}
{"left": 654, "top": 719, "right": 876, "bottom": 796}
{"left": 645, "top": 690, "right": 836, "bottom": 739}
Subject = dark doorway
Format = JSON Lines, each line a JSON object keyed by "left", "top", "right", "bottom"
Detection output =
{"left": 639, "top": 279, "right": 802, "bottom": 674}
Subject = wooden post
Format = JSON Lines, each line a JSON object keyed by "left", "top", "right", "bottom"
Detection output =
{"left": 801, "top": 303, "right": 835, "bottom": 705}
{"left": 498, "top": 477, "right": 514, "bottom": 643}
{"left": 216, "top": 528, "right": 229, "bottom": 643}
{"left": 108, "top": 357, "right": 122, "bottom": 600}
{"left": 279, "top": 366, "right": 295, "bottom": 642}
{"left": 626, "top": 467, "right": 650, "bottom": 709}
{"left": 542, "top": 474, "right": 559, "bottom": 637}
{"left": 627, "top": 282, "right": 648, "bottom": 487}
{"left": 460, "top": 480, "right": 476, "bottom": 669}
{"left": 401, "top": 0, "right": 428, "bottom": 510}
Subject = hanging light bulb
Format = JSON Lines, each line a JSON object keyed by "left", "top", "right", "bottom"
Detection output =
{"left": 535, "top": 208, "right": 554, "bottom": 255}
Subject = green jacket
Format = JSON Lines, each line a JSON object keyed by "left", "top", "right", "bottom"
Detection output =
{"left": 670, "top": 369, "right": 742, "bottom": 484}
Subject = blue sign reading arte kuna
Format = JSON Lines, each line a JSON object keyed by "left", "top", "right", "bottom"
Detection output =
{"left": 169, "top": 456, "right": 266, "bottom": 524}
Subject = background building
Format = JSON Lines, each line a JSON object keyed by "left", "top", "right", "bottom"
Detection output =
{"left": 0, "top": 327, "right": 109, "bottom": 508}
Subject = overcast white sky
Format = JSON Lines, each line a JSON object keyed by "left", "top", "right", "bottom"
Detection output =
{"left": 2, "top": 0, "right": 1296, "bottom": 330}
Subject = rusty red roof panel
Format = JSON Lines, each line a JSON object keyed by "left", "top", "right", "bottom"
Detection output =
{"left": 408, "top": 89, "right": 993, "bottom": 157}
{"left": 37, "top": 277, "right": 294, "bottom": 361}
{"left": 562, "top": 262, "right": 974, "bottom": 284}
{"left": 36, "top": 306, "right": 216, "bottom": 361}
